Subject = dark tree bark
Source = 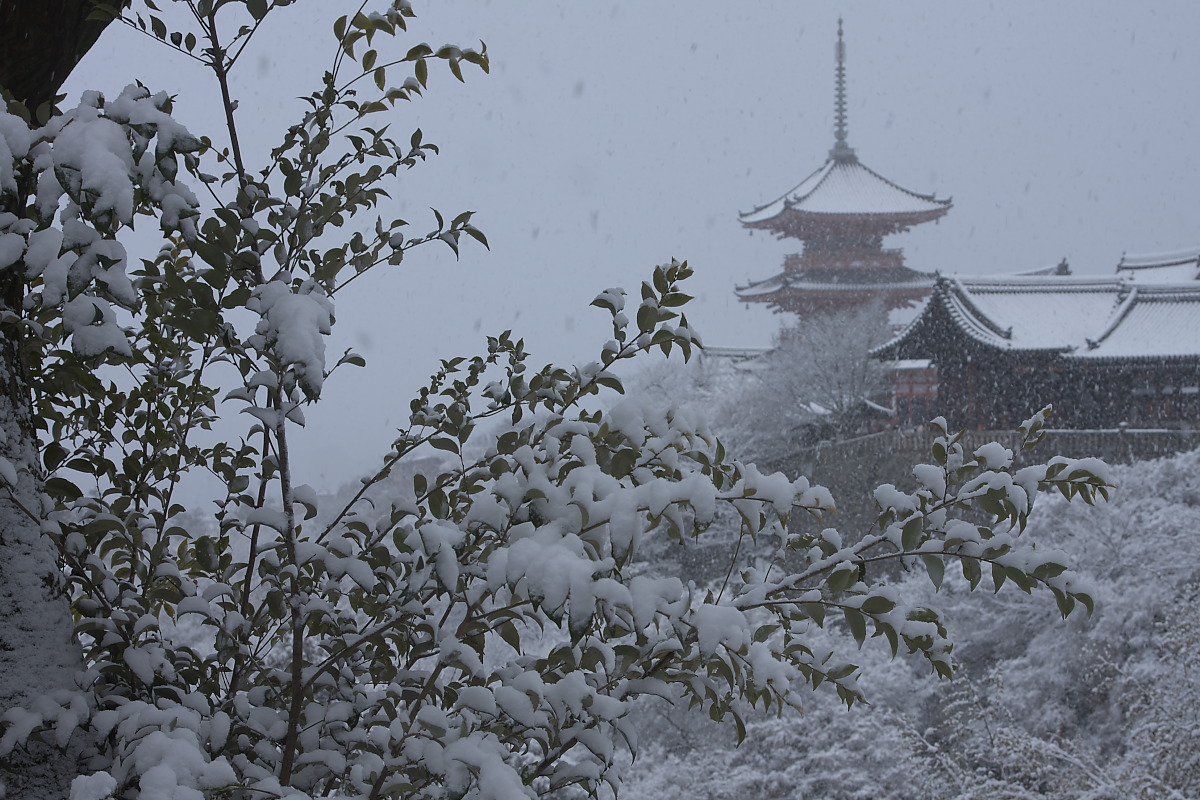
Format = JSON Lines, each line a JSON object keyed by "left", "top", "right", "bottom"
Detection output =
{"left": 0, "top": 0, "right": 121, "bottom": 111}
{"left": 0, "top": 3, "right": 121, "bottom": 796}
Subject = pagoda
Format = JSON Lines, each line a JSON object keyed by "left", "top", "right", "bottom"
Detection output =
{"left": 736, "top": 20, "right": 952, "bottom": 315}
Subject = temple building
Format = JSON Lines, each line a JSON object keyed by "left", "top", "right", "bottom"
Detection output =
{"left": 736, "top": 20, "right": 951, "bottom": 315}
{"left": 726, "top": 23, "right": 1200, "bottom": 433}
{"left": 873, "top": 252, "right": 1200, "bottom": 430}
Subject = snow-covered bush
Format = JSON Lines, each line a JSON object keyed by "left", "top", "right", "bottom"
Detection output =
{"left": 622, "top": 448, "right": 1200, "bottom": 800}
{"left": 0, "top": 2, "right": 1110, "bottom": 798}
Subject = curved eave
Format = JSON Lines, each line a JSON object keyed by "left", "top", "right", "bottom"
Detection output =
{"left": 739, "top": 156, "right": 952, "bottom": 233}
{"left": 944, "top": 282, "right": 1074, "bottom": 354}
{"left": 871, "top": 300, "right": 932, "bottom": 360}
{"left": 741, "top": 207, "right": 950, "bottom": 239}
{"left": 939, "top": 279, "right": 1015, "bottom": 347}
{"left": 1079, "top": 287, "right": 1138, "bottom": 351}
{"left": 735, "top": 272, "right": 935, "bottom": 299}
{"left": 872, "top": 279, "right": 1072, "bottom": 359}
{"left": 1117, "top": 246, "right": 1200, "bottom": 270}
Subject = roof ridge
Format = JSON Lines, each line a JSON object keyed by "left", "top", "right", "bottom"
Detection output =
{"left": 852, "top": 157, "right": 951, "bottom": 206}
{"left": 737, "top": 160, "right": 833, "bottom": 219}
{"left": 869, "top": 284, "right": 936, "bottom": 359}
{"left": 961, "top": 278, "right": 1123, "bottom": 292}
{"left": 1133, "top": 282, "right": 1200, "bottom": 296}
{"left": 788, "top": 158, "right": 840, "bottom": 207}
{"left": 941, "top": 278, "right": 1012, "bottom": 342}
{"left": 1117, "top": 245, "right": 1200, "bottom": 269}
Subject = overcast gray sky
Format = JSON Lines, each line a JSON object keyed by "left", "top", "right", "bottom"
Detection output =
{"left": 68, "top": 1, "right": 1200, "bottom": 489}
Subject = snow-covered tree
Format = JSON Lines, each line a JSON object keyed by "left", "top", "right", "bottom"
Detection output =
{"left": 718, "top": 301, "right": 892, "bottom": 459}
{"left": 0, "top": 3, "right": 1110, "bottom": 798}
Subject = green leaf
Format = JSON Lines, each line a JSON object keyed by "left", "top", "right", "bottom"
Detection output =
{"left": 45, "top": 476, "right": 83, "bottom": 502}
{"left": 900, "top": 516, "right": 924, "bottom": 552}
{"left": 826, "top": 564, "right": 856, "bottom": 595}
{"left": 921, "top": 554, "right": 945, "bottom": 589}
{"left": 961, "top": 557, "right": 982, "bottom": 589}
{"left": 43, "top": 441, "right": 69, "bottom": 471}
{"left": 1054, "top": 589, "right": 1075, "bottom": 619}
{"left": 802, "top": 602, "right": 826, "bottom": 626}
{"left": 610, "top": 448, "right": 637, "bottom": 478}
{"left": 752, "top": 624, "right": 779, "bottom": 643}
{"left": 843, "top": 607, "right": 867, "bottom": 646}
{"left": 990, "top": 562, "right": 1008, "bottom": 592}
{"left": 496, "top": 620, "right": 521, "bottom": 652}
{"left": 860, "top": 595, "right": 895, "bottom": 615}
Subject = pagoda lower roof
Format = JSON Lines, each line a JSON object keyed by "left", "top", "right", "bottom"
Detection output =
{"left": 736, "top": 265, "right": 935, "bottom": 299}
{"left": 739, "top": 156, "right": 951, "bottom": 227}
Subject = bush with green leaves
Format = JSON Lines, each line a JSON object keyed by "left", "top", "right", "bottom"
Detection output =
{"left": 0, "top": 2, "right": 1111, "bottom": 798}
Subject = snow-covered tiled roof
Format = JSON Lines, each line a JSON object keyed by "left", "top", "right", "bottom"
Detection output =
{"left": 1117, "top": 247, "right": 1200, "bottom": 270}
{"left": 735, "top": 272, "right": 789, "bottom": 298}
{"left": 1116, "top": 246, "right": 1200, "bottom": 283}
{"left": 740, "top": 157, "right": 951, "bottom": 223}
{"left": 941, "top": 278, "right": 1126, "bottom": 351}
{"left": 735, "top": 267, "right": 935, "bottom": 298}
{"left": 877, "top": 276, "right": 1200, "bottom": 362}
{"left": 1078, "top": 286, "right": 1200, "bottom": 361}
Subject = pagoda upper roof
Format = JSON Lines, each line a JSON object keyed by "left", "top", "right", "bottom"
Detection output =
{"left": 740, "top": 156, "right": 952, "bottom": 227}
{"left": 875, "top": 275, "right": 1200, "bottom": 363}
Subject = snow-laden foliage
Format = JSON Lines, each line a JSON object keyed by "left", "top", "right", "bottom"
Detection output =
{"left": 0, "top": 84, "right": 201, "bottom": 358}
{"left": 621, "top": 447, "right": 1200, "bottom": 800}
{"left": 0, "top": 2, "right": 1110, "bottom": 799}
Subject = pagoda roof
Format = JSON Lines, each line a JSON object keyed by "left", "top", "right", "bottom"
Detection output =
{"left": 875, "top": 276, "right": 1200, "bottom": 363}
{"left": 740, "top": 156, "right": 952, "bottom": 226}
{"left": 736, "top": 264, "right": 935, "bottom": 300}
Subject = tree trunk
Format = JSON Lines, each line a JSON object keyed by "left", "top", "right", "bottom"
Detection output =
{"left": 0, "top": 3, "right": 121, "bottom": 795}
{"left": 0, "top": 359, "right": 81, "bottom": 798}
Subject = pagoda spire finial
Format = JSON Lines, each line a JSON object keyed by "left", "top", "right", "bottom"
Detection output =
{"left": 830, "top": 18, "right": 857, "bottom": 162}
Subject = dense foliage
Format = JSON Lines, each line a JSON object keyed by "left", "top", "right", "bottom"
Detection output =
{"left": 622, "top": 446, "right": 1200, "bottom": 800}
{"left": 0, "top": 2, "right": 1111, "bottom": 798}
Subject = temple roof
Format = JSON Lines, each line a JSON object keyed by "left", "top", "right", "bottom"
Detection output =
{"left": 1116, "top": 246, "right": 1200, "bottom": 283}
{"left": 875, "top": 276, "right": 1200, "bottom": 363}
{"left": 740, "top": 157, "right": 952, "bottom": 225}
{"left": 1078, "top": 287, "right": 1200, "bottom": 361}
